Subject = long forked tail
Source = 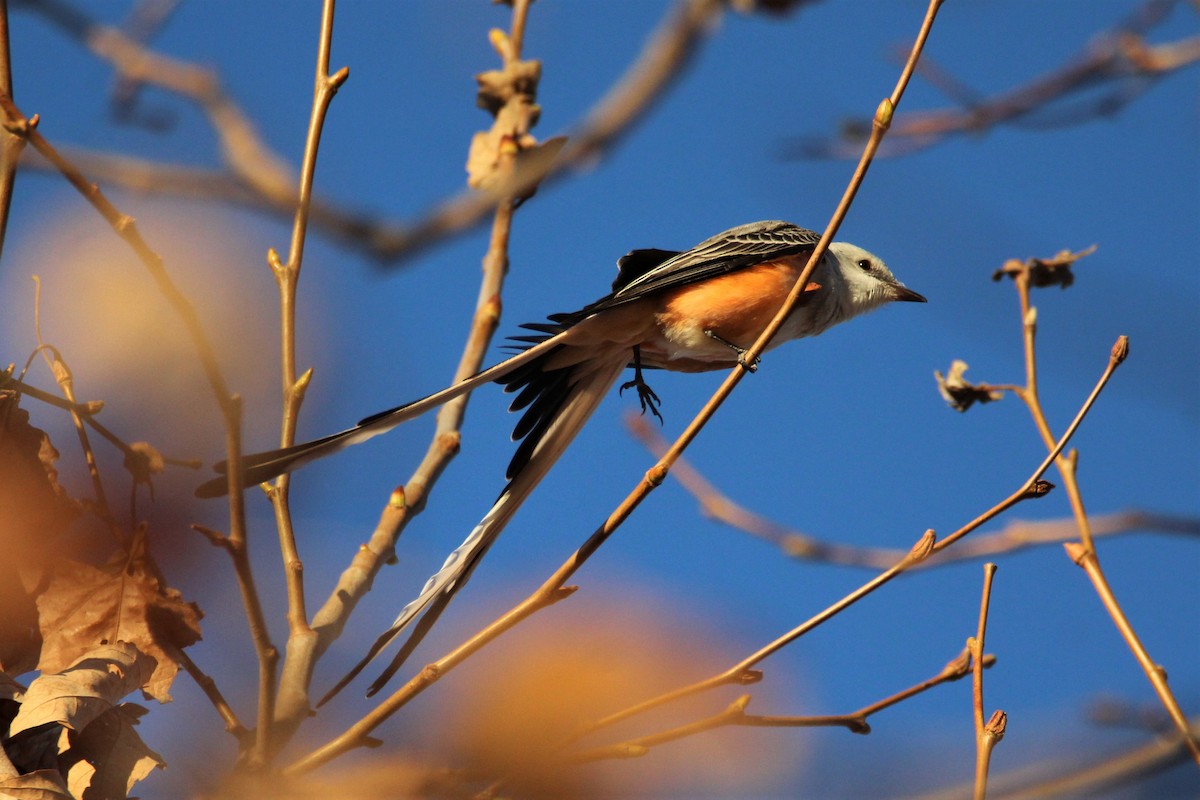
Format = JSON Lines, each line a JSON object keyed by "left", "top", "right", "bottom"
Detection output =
{"left": 318, "top": 349, "right": 630, "bottom": 703}
{"left": 194, "top": 332, "right": 572, "bottom": 498}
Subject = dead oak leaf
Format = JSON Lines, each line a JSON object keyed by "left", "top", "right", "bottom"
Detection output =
{"left": 61, "top": 704, "right": 164, "bottom": 800}
{"left": 10, "top": 643, "right": 154, "bottom": 737}
{"left": 0, "top": 672, "right": 24, "bottom": 702}
{"left": 5, "top": 645, "right": 163, "bottom": 799}
{"left": 36, "top": 560, "right": 201, "bottom": 703}
{"left": 935, "top": 360, "right": 1005, "bottom": 413}
{"left": 991, "top": 245, "right": 1097, "bottom": 288}
{"left": 0, "top": 768, "right": 73, "bottom": 800}
{"left": 2, "top": 722, "right": 63, "bottom": 776}
{"left": 124, "top": 442, "right": 165, "bottom": 497}
{"left": 0, "top": 393, "right": 82, "bottom": 678}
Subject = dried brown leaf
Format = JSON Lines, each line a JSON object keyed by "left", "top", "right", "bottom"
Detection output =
{"left": 465, "top": 126, "right": 539, "bottom": 190}
{"left": 0, "top": 767, "right": 73, "bottom": 800}
{"left": 61, "top": 704, "right": 164, "bottom": 800}
{"left": 36, "top": 559, "right": 201, "bottom": 703}
{"left": 11, "top": 643, "right": 154, "bottom": 736}
{"left": 2, "top": 723, "right": 64, "bottom": 776}
{"left": 466, "top": 55, "right": 545, "bottom": 192}
{"left": 935, "top": 360, "right": 1005, "bottom": 413}
{"left": 4, "top": 648, "right": 163, "bottom": 799}
{"left": 991, "top": 245, "right": 1097, "bottom": 288}
{"left": 465, "top": 129, "right": 501, "bottom": 189}
{"left": 123, "top": 441, "right": 165, "bottom": 487}
{"left": 475, "top": 59, "right": 541, "bottom": 115}
{"left": 0, "top": 395, "right": 82, "bottom": 677}
{"left": 0, "top": 673, "right": 24, "bottom": 703}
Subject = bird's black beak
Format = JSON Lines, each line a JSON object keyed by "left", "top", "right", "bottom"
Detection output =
{"left": 892, "top": 285, "right": 927, "bottom": 303}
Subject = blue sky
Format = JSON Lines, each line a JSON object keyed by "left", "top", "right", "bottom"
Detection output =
{"left": 3, "top": 2, "right": 1197, "bottom": 797}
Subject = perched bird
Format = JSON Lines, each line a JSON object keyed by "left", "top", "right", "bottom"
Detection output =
{"left": 197, "top": 220, "right": 925, "bottom": 699}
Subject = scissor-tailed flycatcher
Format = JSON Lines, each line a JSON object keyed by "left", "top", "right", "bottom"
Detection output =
{"left": 197, "top": 220, "right": 925, "bottom": 699}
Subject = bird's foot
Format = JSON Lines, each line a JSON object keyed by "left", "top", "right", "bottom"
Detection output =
{"left": 620, "top": 347, "right": 664, "bottom": 423}
{"left": 704, "top": 330, "right": 760, "bottom": 373}
{"left": 620, "top": 374, "right": 663, "bottom": 422}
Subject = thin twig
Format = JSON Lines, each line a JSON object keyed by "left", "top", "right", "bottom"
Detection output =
{"left": 3, "top": 371, "right": 198, "bottom": 473}
{"left": 275, "top": 0, "right": 539, "bottom": 735}
{"left": 562, "top": 340, "right": 1120, "bottom": 743}
{"left": 570, "top": 646, "right": 997, "bottom": 765}
{"left": 35, "top": 342, "right": 105, "bottom": 511}
{"left": 1068, "top": 541, "right": 1200, "bottom": 766}
{"left": 172, "top": 644, "right": 250, "bottom": 746}
{"left": 221, "top": 451, "right": 278, "bottom": 767}
{"left": 971, "top": 564, "right": 1003, "bottom": 800}
{"left": 0, "top": 0, "right": 20, "bottom": 261}
{"left": 368, "top": 0, "right": 727, "bottom": 265}
{"left": 31, "top": 279, "right": 121, "bottom": 540}
{"left": 19, "top": 0, "right": 297, "bottom": 203}
{"left": 599, "top": 0, "right": 943, "bottom": 526}
{"left": 109, "top": 0, "right": 180, "bottom": 121}
{"left": 856, "top": 648, "right": 996, "bottom": 721}
{"left": 912, "top": 716, "right": 1199, "bottom": 800}
{"left": 267, "top": 0, "right": 347, "bottom": 750}
{"left": 482, "top": 645, "right": 993, "bottom": 797}
{"left": 17, "top": 0, "right": 726, "bottom": 265}
{"left": 789, "top": 2, "right": 1200, "bottom": 159}
{"left": 1007, "top": 259, "right": 1200, "bottom": 767}
{"left": 626, "top": 414, "right": 1198, "bottom": 568}
{"left": 569, "top": 695, "right": 864, "bottom": 764}
{"left": 1, "top": 373, "right": 103, "bottom": 416}
{"left": 283, "top": 0, "right": 945, "bottom": 775}
{"left": 0, "top": 89, "right": 274, "bottom": 765}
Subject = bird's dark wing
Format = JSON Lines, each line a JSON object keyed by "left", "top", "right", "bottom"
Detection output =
{"left": 613, "top": 220, "right": 821, "bottom": 300}
{"left": 610, "top": 248, "right": 682, "bottom": 292}
{"left": 549, "top": 221, "right": 821, "bottom": 327}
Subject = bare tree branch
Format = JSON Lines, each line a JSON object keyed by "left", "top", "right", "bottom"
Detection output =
{"left": 787, "top": 0, "right": 1200, "bottom": 159}
{"left": 914, "top": 717, "right": 1200, "bottom": 800}
{"left": 264, "top": 0, "right": 348, "bottom": 759}
{"left": 273, "top": 0, "right": 548, "bottom": 734}
{"left": 0, "top": 82, "right": 272, "bottom": 767}
{"left": 0, "top": 0, "right": 21, "bottom": 260}
{"left": 14, "top": 0, "right": 728, "bottom": 266}
{"left": 626, "top": 413, "right": 1199, "bottom": 568}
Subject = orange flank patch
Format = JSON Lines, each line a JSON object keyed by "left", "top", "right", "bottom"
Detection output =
{"left": 655, "top": 260, "right": 815, "bottom": 347}
{"left": 542, "top": 263, "right": 823, "bottom": 373}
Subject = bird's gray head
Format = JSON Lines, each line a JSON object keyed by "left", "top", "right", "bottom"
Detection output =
{"left": 826, "top": 242, "right": 926, "bottom": 317}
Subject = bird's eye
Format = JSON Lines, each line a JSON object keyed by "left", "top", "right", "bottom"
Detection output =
{"left": 856, "top": 258, "right": 873, "bottom": 272}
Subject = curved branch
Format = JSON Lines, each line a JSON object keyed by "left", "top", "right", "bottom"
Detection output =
{"left": 15, "top": 0, "right": 726, "bottom": 265}
{"left": 788, "top": 2, "right": 1200, "bottom": 159}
